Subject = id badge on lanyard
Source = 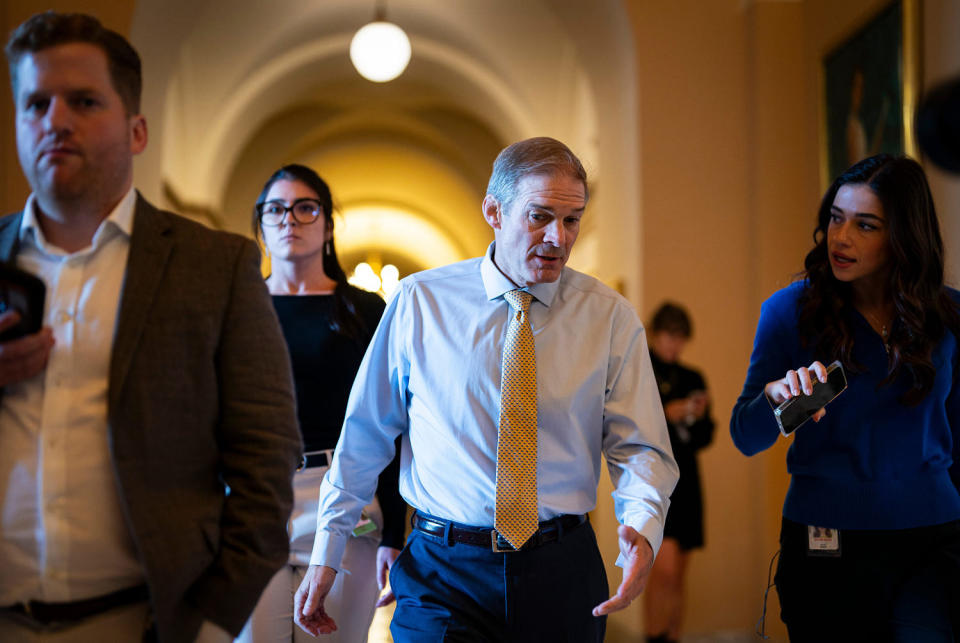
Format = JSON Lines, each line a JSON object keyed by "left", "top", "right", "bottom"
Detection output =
{"left": 807, "top": 525, "right": 841, "bottom": 557}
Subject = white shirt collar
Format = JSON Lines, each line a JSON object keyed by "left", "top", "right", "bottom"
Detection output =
{"left": 479, "top": 242, "right": 559, "bottom": 307}
{"left": 19, "top": 187, "right": 137, "bottom": 255}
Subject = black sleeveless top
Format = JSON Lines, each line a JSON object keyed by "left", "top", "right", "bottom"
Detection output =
{"left": 272, "top": 288, "right": 405, "bottom": 548}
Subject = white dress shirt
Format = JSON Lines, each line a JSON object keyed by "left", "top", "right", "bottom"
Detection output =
{"left": 0, "top": 187, "right": 145, "bottom": 605}
{"left": 312, "top": 243, "right": 678, "bottom": 569}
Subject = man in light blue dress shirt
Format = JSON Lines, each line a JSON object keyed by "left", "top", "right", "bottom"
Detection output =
{"left": 295, "top": 137, "right": 678, "bottom": 641}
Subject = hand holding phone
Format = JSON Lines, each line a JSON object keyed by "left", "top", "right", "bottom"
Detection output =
{"left": 765, "top": 361, "right": 828, "bottom": 404}
{"left": 0, "top": 318, "right": 55, "bottom": 387}
{"left": 0, "top": 262, "right": 45, "bottom": 341}
{"left": 766, "top": 360, "right": 847, "bottom": 436}
{"left": 687, "top": 390, "right": 708, "bottom": 418}
{"left": 0, "top": 263, "right": 53, "bottom": 387}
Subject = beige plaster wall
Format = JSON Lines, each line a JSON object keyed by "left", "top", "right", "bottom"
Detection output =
{"left": 628, "top": 1, "right": 806, "bottom": 637}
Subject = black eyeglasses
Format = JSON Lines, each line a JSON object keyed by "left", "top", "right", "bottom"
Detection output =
{"left": 257, "top": 198, "right": 323, "bottom": 226}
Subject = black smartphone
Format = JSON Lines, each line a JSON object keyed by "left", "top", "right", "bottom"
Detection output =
{"left": 0, "top": 262, "right": 46, "bottom": 342}
{"left": 773, "top": 360, "right": 847, "bottom": 436}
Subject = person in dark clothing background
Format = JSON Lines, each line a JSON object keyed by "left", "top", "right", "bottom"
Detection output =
{"left": 644, "top": 302, "right": 714, "bottom": 643}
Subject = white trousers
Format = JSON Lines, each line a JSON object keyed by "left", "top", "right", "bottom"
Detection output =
{"left": 236, "top": 463, "right": 383, "bottom": 643}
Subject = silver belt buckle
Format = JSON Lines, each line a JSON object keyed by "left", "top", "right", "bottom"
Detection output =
{"left": 491, "top": 529, "right": 519, "bottom": 553}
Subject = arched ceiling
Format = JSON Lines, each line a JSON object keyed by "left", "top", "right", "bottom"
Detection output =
{"left": 135, "top": 0, "right": 596, "bottom": 208}
{"left": 130, "top": 0, "right": 641, "bottom": 297}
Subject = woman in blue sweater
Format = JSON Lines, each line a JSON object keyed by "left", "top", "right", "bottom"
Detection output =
{"left": 731, "top": 154, "right": 960, "bottom": 641}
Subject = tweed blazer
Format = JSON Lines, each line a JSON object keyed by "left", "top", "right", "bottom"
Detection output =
{"left": 0, "top": 195, "right": 301, "bottom": 642}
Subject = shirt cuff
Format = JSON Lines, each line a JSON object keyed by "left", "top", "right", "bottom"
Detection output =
{"left": 309, "top": 529, "right": 349, "bottom": 571}
{"left": 615, "top": 517, "right": 664, "bottom": 568}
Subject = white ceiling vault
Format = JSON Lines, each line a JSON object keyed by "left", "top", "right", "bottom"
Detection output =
{"left": 130, "top": 0, "right": 641, "bottom": 297}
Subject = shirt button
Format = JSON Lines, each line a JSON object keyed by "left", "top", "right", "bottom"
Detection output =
{"left": 56, "top": 310, "right": 72, "bottom": 324}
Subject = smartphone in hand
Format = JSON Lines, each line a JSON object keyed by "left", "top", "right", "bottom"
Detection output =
{"left": 0, "top": 263, "right": 46, "bottom": 342}
{"left": 773, "top": 360, "right": 847, "bottom": 436}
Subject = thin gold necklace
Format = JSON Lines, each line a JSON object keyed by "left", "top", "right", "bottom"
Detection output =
{"left": 862, "top": 309, "right": 891, "bottom": 353}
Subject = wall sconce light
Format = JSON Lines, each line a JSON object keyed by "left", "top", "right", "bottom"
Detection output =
{"left": 349, "top": 261, "right": 401, "bottom": 298}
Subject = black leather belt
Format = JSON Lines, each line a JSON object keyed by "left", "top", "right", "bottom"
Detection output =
{"left": 1, "top": 584, "right": 149, "bottom": 626}
{"left": 412, "top": 512, "right": 587, "bottom": 552}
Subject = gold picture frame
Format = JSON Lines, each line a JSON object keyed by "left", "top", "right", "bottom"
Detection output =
{"left": 819, "top": 0, "right": 921, "bottom": 189}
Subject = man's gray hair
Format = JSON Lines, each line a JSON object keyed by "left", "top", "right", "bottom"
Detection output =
{"left": 486, "top": 137, "right": 589, "bottom": 207}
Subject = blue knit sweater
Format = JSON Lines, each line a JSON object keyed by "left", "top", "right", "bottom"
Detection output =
{"left": 731, "top": 281, "right": 960, "bottom": 530}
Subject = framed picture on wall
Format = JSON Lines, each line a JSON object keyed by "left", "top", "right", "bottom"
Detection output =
{"left": 820, "top": 0, "right": 920, "bottom": 187}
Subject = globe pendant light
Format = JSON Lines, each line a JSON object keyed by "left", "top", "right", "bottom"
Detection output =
{"left": 350, "top": 2, "right": 411, "bottom": 83}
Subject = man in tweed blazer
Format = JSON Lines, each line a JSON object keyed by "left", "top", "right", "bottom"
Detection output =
{"left": 0, "top": 12, "right": 300, "bottom": 642}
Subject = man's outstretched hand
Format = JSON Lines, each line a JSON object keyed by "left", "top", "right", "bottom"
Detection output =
{"left": 294, "top": 565, "right": 338, "bottom": 636}
{"left": 591, "top": 525, "right": 654, "bottom": 616}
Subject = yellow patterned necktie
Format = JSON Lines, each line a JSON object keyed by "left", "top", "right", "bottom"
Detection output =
{"left": 494, "top": 289, "right": 539, "bottom": 549}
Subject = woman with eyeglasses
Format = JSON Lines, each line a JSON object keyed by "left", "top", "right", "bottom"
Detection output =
{"left": 237, "top": 164, "right": 406, "bottom": 643}
{"left": 731, "top": 155, "right": 960, "bottom": 641}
